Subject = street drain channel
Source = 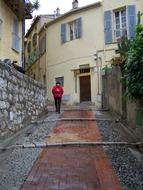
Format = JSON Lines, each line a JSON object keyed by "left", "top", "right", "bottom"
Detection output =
{"left": 0, "top": 141, "right": 142, "bottom": 151}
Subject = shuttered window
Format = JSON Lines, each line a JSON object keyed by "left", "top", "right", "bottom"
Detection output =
{"left": 104, "top": 5, "right": 136, "bottom": 44}
{"left": 61, "top": 17, "right": 82, "bottom": 43}
{"left": 12, "top": 16, "right": 19, "bottom": 52}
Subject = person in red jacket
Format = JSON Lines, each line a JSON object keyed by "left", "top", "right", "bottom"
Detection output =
{"left": 52, "top": 81, "right": 64, "bottom": 113}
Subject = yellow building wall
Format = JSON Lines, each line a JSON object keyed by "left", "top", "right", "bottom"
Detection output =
{"left": 46, "top": 6, "right": 103, "bottom": 105}
{"left": 46, "top": 0, "right": 143, "bottom": 105}
{"left": 25, "top": 16, "right": 52, "bottom": 85}
{"left": 26, "top": 53, "right": 46, "bottom": 85}
{"left": 0, "top": 0, "right": 22, "bottom": 65}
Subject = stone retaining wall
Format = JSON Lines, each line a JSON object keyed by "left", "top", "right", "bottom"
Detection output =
{"left": 0, "top": 61, "right": 46, "bottom": 138}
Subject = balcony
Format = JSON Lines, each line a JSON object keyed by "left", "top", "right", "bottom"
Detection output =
{"left": 3, "top": 0, "right": 32, "bottom": 19}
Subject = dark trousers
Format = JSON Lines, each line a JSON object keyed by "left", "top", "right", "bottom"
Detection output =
{"left": 54, "top": 97, "right": 61, "bottom": 113}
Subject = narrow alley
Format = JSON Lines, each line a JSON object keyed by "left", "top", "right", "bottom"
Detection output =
{"left": 0, "top": 104, "right": 142, "bottom": 190}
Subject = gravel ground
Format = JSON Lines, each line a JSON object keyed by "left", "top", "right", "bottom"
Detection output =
{"left": 0, "top": 109, "right": 143, "bottom": 190}
{"left": 0, "top": 112, "right": 59, "bottom": 190}
{"left": 96, "top": 119, "right": 143, "bottom": 190}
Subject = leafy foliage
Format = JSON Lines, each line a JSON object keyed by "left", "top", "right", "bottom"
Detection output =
{"left": 122, "top": 12, "right": 143, "bottom": 100}
{"left": 26, "top": 0, "right": 40, "bottom": 13}
{"left": 32, "top": 0, "right": 40, "bottom": 11}
{"left": 117, "top": 36, "right": 131, "bottom": 61}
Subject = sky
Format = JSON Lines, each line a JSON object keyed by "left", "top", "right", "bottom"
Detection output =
{"left": 25, "top": 0, "right": 98, "bottom": 32}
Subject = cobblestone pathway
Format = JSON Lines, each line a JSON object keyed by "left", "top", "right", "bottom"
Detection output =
{"left": 21, "top": 109, "right": 122, "bottom": 190}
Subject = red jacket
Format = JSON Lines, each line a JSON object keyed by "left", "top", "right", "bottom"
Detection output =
{"left": 52, "top": 84, "right": 64, "bottom": 98}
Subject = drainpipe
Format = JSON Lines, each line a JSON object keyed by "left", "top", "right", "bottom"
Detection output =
{"left": 22, "top": 18, "right": 25, "bottom": 69}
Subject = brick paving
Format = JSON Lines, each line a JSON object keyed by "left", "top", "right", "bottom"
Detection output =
{"left": 21, "top": 109, "right": 123, "bottom": 190}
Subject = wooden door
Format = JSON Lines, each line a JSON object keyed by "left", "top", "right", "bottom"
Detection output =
{"left": 80, "top": 75, "right": 91, "bottom": 102}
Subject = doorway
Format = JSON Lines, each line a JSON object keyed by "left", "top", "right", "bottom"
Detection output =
{"left": 79, "top": 75, "right": 91, "bottom": 102}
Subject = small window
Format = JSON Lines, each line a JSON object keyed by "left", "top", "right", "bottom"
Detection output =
{"left": 39, "top": 34, "right": 46, "bottom": 55}
{"left": 32, "top": 33, "right": 37, "bottom": 46}
{"left": 55, "top": 76, "right": 64, "bottom": 86}
{"left": 0, "top": 19, "right": 3, "bottom": 40}
{"left": 43, "top": 74, "right": 46, "bottom": 85}
{"left": 80, "top": 68, "right": 90, "bottom": 74}
{"left": 27, "top": 41, "right": 31, "bottom": 53}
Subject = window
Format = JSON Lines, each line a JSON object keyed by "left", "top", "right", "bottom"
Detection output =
{"left": 67, "top": 21, "right": 77, "bottom": 41}
{"left": 43, "top": 75, "right": 46, "bottom": 85}
{"left": 79, "top": 64, "right": 90, "bottom": 73}
{"left": 27, "top": 41, "right": 31, "bottom": 53}
{"left": 39, "top": 34, "right": 46, "bottom": 55}
{"left": 55, "top": 76, "right": 64, "bottom": 86}
{"left": 114, "top": 9, "right": 127, "bottom": 40}
{"left": 61, "top": 17, "right": 82, "bottom": 43}
{"left": 12, "top": 16, "right": 19, "bottom": 52}
{"left": 0, "top": 19, "right": 3, "bottom": 40}
{"left": 32, "top": 33, "right": 37, "bottom": 46}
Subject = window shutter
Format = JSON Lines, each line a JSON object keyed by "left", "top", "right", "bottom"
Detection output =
{"left": 76, "top": 17, "right": 82, "bottom": 38}
{"left": 39, "top": 38, "right": 42, "bottom": 55}
{"left": 127, "top": 5, "right": 136, "bottom": 38}
{"left": 12, "top": 16, "right": 19, "bottom": 51}
{"left": 61, "top": 24, "right": 66, "bottom": 43}
{"left": 13, "top": 16, "right": 18, "bottom": 35}
{"left": 104, "top": 10, "right": 113, "bottom": 44}
{"left": 0, "top": 19, "right": 3, "bottom": 40}
{"left": 44, "top": 34, "right": 46, "bottom": 52}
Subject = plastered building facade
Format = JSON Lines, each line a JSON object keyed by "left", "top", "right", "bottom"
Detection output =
{"left": 25, "top": 15, "right": 55, "bottom": 84}
{"left": 0, "top": 0, "right": 33, "bottom": 67}
{"left": 0, "top": 0, "right": 23, "bottom": 65}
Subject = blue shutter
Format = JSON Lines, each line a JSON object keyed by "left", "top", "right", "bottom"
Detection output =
{"left": 76, "top": 17, "right": 82, "bottom": 38}
{"left": 61, "top": 24, "right": 66, "bottom": 43}
{"left": 12, "top": 16, "right": 19, "bottom": 51}
{"left": 104, "top": 10, "right": 113, "bottom": 44}
{"left": 127, "top": 5, "right": 136, "bottom": 38}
